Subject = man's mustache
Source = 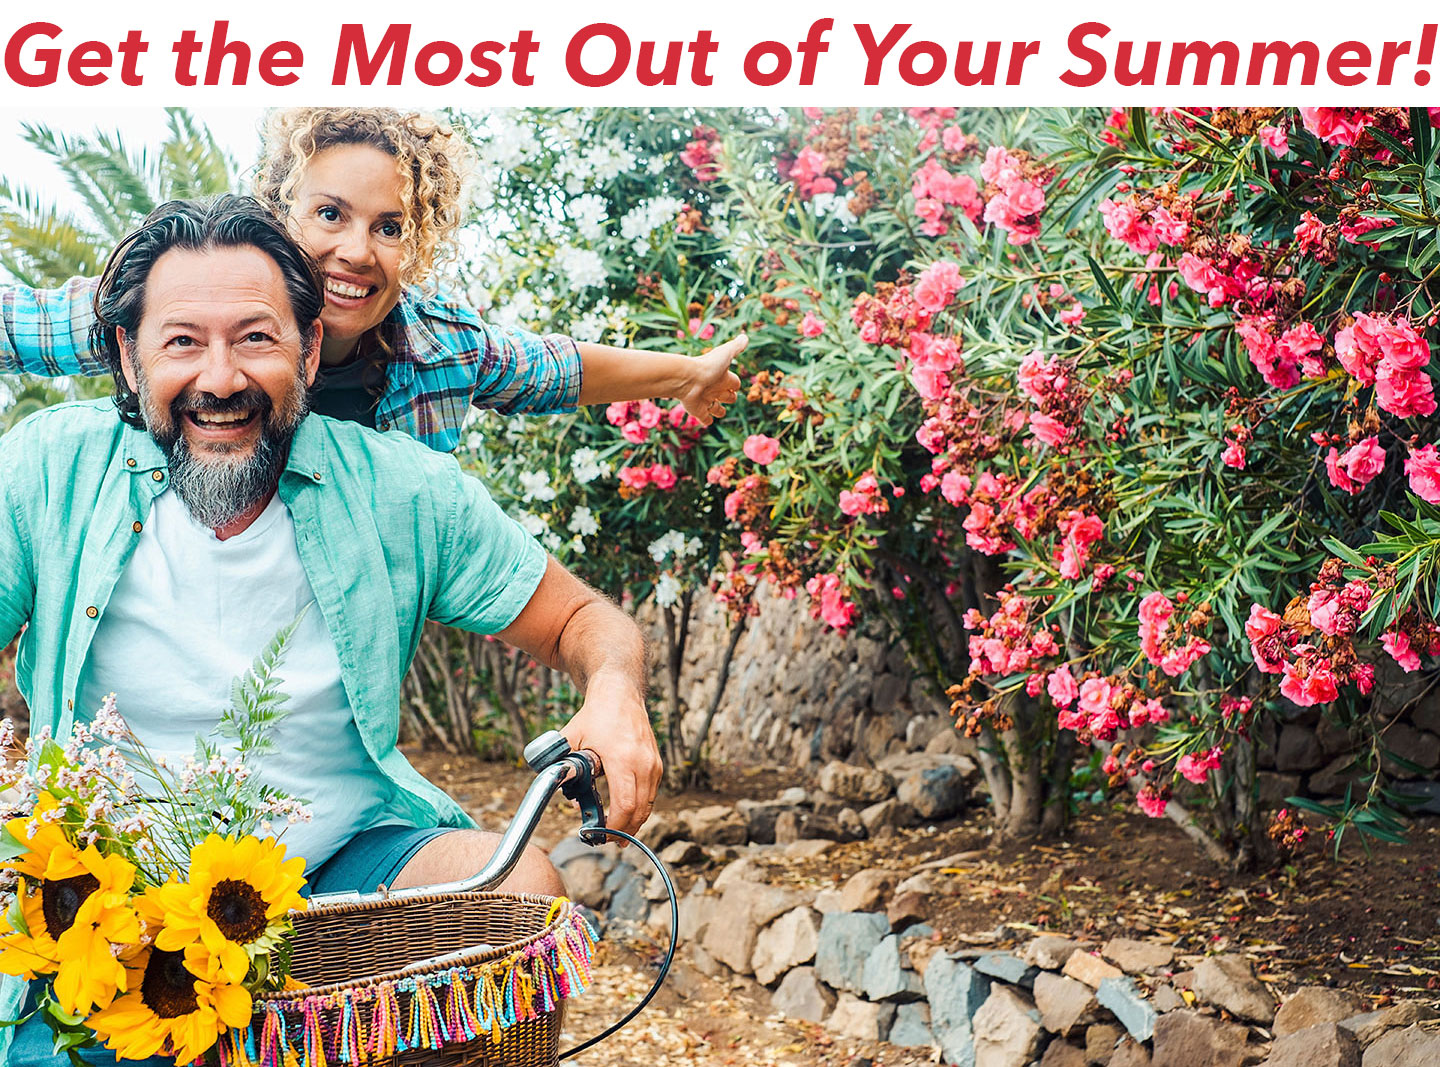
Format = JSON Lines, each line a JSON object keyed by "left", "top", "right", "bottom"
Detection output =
{"left": 170, "top": 389, "right": 274, "bottom": 420}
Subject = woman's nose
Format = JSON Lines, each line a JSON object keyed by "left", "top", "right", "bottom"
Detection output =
{"left": 334, "top": 223, "right": 374, "bottom": 266}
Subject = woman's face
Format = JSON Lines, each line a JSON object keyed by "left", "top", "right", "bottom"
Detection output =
{"left": 289, "top": 144, "right": 408, "bottom": 361}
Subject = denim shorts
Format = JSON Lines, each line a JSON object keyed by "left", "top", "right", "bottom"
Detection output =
{"left": 9, "top": 825, "right": 458, "bottom": 1066}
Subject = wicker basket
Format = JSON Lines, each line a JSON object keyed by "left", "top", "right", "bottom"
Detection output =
{"left": 220, "top": 892, "right": 596, "bottom": 1067}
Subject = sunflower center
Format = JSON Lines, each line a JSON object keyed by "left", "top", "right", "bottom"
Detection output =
{"left": 40, "top": 873, "right": 99, "bottom": 936}
{"left": 207, "top": 879, "right": 267, "bottom": 944}
{"left": 140, "top": 948, "right": 200, "bottom": 1019}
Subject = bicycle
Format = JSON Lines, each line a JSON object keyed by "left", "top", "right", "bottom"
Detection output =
{"left": 218, "top": 732, "right": 678, "bottom": 1067}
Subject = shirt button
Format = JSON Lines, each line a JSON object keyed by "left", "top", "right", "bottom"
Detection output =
{"left": 312, "top": 471, "right": 322, "bottom": 481}
{"left": 126, "top": 458, "right": 136, "bottom": 468}
{"left": 379, "top": 421, "right": 390, "bottom": 430}
{"left": 67, "top": 700, "right": 73, "bottom": 711}
{"left": 85, "top": 606, "right": 98, "bottom": 619}
{"left": 152, "top": 471, "right": 164, "bottom": 482}
{"left": 133, "top": 521, "right": 143, "bottom": 533}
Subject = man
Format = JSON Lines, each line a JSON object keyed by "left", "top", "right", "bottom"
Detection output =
{"left": 0, "top": 196, "right": 661, "bottom": 1066}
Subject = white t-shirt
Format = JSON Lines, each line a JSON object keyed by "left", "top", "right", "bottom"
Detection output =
{"left": 75, "top": 489, "right": 394, "bottom": 870}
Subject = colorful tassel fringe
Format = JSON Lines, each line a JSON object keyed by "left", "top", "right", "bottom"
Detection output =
{"left": 223, "top": 903, "right": 597, "bottom": 1067}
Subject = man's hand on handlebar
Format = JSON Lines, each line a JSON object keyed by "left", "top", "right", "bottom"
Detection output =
{"left": 560, "top": 668, "right": 662, "bottom": 840}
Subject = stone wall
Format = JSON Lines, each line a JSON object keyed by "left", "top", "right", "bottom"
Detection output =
{"left": 660, "top": 584, "right": 958, "bottom": 772}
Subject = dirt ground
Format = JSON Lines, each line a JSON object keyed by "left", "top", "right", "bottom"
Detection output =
{"left": 408, "top": 747, "right": 1440, "bottom": 1067}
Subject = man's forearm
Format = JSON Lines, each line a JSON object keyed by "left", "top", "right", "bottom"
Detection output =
{"left": 552, "top": 596, "right": 648, "bottom": 696}
{"left": 575, "top": 343, "right": 691, "bottom": 406}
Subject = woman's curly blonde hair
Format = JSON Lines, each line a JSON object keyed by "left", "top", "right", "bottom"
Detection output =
{"left": 253, "top": 107, "right": 474, "bottom": 290}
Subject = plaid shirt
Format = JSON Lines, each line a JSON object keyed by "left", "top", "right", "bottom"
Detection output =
{"left": 0, "top": 277, "right": 583, "bottom": 452}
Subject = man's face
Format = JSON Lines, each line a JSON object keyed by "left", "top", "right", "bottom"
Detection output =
{"left": 119, "top": 245, "right": 321, "bottom": 528}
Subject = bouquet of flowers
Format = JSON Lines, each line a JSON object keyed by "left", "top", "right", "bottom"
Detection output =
{"left": 0, "top": 616, "right": 313, "bottom": 1064}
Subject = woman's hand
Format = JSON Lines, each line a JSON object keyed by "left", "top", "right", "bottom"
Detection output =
{"left": 678, "top": 334, "right": 745, "bottom": 425}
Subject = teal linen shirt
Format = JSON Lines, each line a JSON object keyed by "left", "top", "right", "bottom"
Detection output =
{"left": 0, "top": 400, "right": 548, "bottom": 1049}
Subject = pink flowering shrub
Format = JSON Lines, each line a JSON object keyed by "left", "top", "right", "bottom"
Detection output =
{"left": 471, "top": 105, "right": 1440, "bottom": 853}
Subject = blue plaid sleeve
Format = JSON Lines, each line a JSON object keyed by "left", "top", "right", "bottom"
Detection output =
{"left": 470, "top": 323, "right": 583, "bottom": 416}
{"left": 0, "top": 276, "right": 108, "bottom": 376}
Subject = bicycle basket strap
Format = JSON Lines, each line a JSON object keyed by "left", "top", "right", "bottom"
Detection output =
{"left": 222, "top": 895, "right": 598, "bottom": 1067}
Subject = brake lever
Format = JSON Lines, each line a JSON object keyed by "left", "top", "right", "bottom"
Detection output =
{"left": 524, "top": 731, "right": 606, "bottom": 846}
{"left": 559, "top": 751, "right": 607, "bottom": 846}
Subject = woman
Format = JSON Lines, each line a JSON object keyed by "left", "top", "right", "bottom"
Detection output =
{"left": 0, "top": 106, "right": 743, "bottom": 450}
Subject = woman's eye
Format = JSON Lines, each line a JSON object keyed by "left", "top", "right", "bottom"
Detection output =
{"left": 378, "top": 221, "right": 402, "bottom": 239}
{"left": 317, "top": 205, "right": 341, "bottom": 222}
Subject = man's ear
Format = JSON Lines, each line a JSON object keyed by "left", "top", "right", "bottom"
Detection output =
{"left": 302, "top": 319, "right": 323, "bottom": 387}
{"left": 116, "top": 327, "right": 139, "bottom": 392}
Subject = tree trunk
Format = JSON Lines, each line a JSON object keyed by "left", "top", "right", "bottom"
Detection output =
{"left": 677, "top": 612, "right": 749, "bottom": 786}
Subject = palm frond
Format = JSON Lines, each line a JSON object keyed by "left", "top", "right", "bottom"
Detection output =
{"left": 21, "top": 122, "right": 156, "bottom": 241}
{"left": 161, "top": 108, "right": 239, "bottom": 199}
{"left": 0, "top": 211, "right": 106, "bottom": 286}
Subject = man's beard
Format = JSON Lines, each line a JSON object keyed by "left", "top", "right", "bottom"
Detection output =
{"left": 134, "top": 362, "right": 309, "bottom": 530}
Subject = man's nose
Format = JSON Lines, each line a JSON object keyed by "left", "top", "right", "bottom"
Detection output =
{"left": 192, "top": 345, "right": 249, "bottom": 398}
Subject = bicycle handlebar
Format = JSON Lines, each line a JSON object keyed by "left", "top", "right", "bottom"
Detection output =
{"left": 308, "top": 731, "right": 604, "bottom": 907}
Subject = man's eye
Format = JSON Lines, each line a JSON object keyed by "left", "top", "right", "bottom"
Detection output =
{"left": 170, "top": 336, "right": 195, "bottom": 347}
{"left": 245, "top": 332, "right": 272, "bottom": 343}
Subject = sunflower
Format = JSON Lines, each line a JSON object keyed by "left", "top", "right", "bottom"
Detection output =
{"left": 0, "top": 794, "right": 141, "bottom": 1012}
{"left": 87, "top": 939, "right": 252, "bottom": 1065}
{"left": 154, "top": 834, "right": 305, "bottom": 983}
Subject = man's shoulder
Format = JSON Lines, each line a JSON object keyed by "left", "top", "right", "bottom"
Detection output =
{"left": 0, "top": 399, "right": 126, "bottom": 456}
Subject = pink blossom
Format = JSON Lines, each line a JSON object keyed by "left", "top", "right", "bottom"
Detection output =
{"left": 1029, "top": 412, "right": 1070, "bottom": 447}
{"left": 913, "top": 261, "right": 965, "bottom": 313}
{"left": 1136, "top": 784, "right": 1169, "bottom": 818}
{"left": 1177, "top": 252, "right": 1222, "bottom": 299}
{"left": 618, "top": 466, "right": 651, "bottom": 490}
{"left": 1406, "top": 444, "right": 1440, "bottom": 503}
{"left": 621, "top": 421, "right": 648, "bottom": 445}
{"left": 637, "top": 400, "right": 664, "bottom": 429}
{"left": 806, "top": 573, "right": 857, "bottom": 631}
{"left": 1376, "top": 363, "right": 1437, "bottom": 418}
{"left": 1222, "top": 440, "right": 1247, "bottom": 469}
{"left": 1382, "top": 630, "right": 1421, "bottom": 672}
{"left": 1017, "top": 350, "right": 1055, "bottom": 403}
{"left": 1099, "top": 198, "right": 1158, "bottom": 254}
{"left": 1047, "top": 665, "right": 1078, "bottom": 708}
{"left": 1293, "top": 211, "right": 1326, "bottom": 252}
{"left": 1150, "top": 206, "right": 1189, "bottom": 246}
{"left": 941, "top": 125, "right": 968, "bottom": 151}
{"left": 1280, "top": 655, "right": 1340, "bottom": 706}
{"left": 940, "top": 471, "right": 969, "bottom": 507}
{"left": 789, "top": 147, "right": 836, "bottom": 200}
{"left": 1259, "top": 125, "right": 1290, "bottom": 156}
{"left": 1059, "top": 303, "right": 1085, "bottom": 326}
{"left": 1245, "top": 604, "right": 1287, "bottom": 674}
{"left": 1176, "top": 747, "right": 1223, "bottom": 785}
{"left": 799, "top": 312, "right": 825, "bottom": 338}
{"left": 1299, "top": 108, "right": 1366, "bottom": 146}
{"left": 1077, "top": 676, "right": 1113, "bottom": 719}
{"left": 743, "top": 434, "right": 781, "bottom": 466}
{"left": 1326, "top": 436, "right": 1386, "bottom": 494}
{"left": 648, "top": 464, "right": 678, "bottom": 491}
{"left": 1279, "top": 322, "right": 1326, "bottom": 378}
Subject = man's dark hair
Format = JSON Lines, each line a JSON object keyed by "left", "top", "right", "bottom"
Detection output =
{"left": 90, "top": 194, "right": 325, "bottom": 428}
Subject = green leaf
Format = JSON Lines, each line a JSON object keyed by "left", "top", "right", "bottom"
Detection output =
{"left": 1086, "top": 254, "right": 1122, "bottom": 308}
